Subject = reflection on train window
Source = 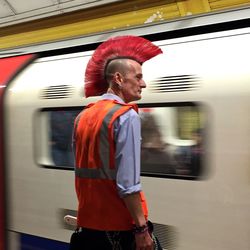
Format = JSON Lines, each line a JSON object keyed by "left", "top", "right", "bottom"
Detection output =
{"left": 139, "top": 105, "right": 204, "bottom": 179}
{"left": 48, "top": 109, "right": 81, "bottom": 168}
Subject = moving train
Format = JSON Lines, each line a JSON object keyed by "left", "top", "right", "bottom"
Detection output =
{"left": 0, "top": 7, "right": 250, "bottom": 250}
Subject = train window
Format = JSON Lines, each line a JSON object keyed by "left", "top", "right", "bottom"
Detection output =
{"left": 37, "top": 103, "right": 205, "bottom": 179}
{"left": 35, "top": 108, "right": 81, "bottom": 169}
{"left": 140, "top": 105, "right": 204, "bottom": 179}
{"left": 49, "top": 109, "right": 81, "bottom": 168}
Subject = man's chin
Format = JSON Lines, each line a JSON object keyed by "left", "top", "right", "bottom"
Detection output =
{"left": 128, "top": 95, "right": 142, "bottom": 102}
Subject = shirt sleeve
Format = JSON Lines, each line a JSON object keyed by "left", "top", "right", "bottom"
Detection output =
{"left": 114, "top": 109, "right": 142, "bottom": 197}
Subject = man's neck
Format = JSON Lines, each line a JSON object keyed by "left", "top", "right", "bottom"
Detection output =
{"left": 106, "top": 87, "right": 126, "bottom": 103}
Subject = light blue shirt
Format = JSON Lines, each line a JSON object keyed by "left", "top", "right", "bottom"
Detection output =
{"left": 101, "top": 94, "right": 142, "bottom": 197}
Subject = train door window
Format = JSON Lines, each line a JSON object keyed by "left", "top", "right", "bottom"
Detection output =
{"left": 139, "top": 104, "right": 205, "bottom": 179}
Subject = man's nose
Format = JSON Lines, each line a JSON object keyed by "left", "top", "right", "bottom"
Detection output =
{"left": 141, "top": 79, "right": 146, "bottom": 88}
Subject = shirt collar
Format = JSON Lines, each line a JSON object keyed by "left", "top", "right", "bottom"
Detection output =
{"left": 101, "top": 93, "right": 125, "bottom": 104}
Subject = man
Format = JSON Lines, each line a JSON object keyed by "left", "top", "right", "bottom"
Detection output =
{"left": 72, "top": 35, "right": 162, "bottom": 250}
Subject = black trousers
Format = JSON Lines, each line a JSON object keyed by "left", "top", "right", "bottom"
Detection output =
{"left": 69, "top": 227, "right": 135, "bottom": 250}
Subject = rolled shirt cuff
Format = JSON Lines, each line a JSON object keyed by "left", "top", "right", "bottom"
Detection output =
{"left": 117, "top": 183, "right": 142, "bottom": 198}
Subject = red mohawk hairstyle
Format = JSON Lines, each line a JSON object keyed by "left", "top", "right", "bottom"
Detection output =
{"left": 84, "top": 35, "right": 162, "bottom": 97}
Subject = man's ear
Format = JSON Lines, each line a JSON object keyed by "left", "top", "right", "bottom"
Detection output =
{"left": 114, "top": 72, "right": 123, "bottom": 88}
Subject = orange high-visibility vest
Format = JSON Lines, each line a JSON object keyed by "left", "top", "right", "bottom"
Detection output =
{"left": 74, "top": 99, "right": 148, "bottom": 231}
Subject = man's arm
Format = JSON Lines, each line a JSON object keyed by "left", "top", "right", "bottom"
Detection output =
{"left": 123, "top": 192, "right": 146, "bottom": 226}
{"left": 115, "top": 110, "right": 153, "bottom": 249}
{"left": 123, "top": 192, "right": 153, "bottom": 250}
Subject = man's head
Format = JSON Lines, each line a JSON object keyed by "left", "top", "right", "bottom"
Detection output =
{"left": 84, "top": 35, "right": 162, "bottom": 98}
{"left": 105, "top": 58, "right": 146, "bottom": 103}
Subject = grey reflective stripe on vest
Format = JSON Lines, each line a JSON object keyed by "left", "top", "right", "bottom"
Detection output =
{"left": 75, "top": 167, "right": 116, "bottom": 179}
{"left": 75, "top": 103, "right": 124, "bottom": 180}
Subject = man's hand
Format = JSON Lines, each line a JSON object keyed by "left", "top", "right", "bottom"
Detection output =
{"left": 135, "top": 231, "right": 154, "bottom": 250}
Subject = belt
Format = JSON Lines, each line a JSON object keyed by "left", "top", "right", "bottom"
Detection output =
{"left": 77, "top": 227, "right": 132, "bottom": 234}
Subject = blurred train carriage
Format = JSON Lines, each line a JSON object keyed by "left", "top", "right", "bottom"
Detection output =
{"left": 0, "top": 7, "right": 250, "bottom": 250}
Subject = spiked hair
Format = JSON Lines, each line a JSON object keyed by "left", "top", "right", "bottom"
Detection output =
{"left": 84, "top": 35, "right": 162, "bottom": 97}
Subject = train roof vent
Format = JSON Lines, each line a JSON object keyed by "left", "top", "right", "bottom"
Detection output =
{"left": 40, "top": 85, "right": 74, "bottom": 99}
{"left": 148, "top": 75, "right": 201, "bottom": 93}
